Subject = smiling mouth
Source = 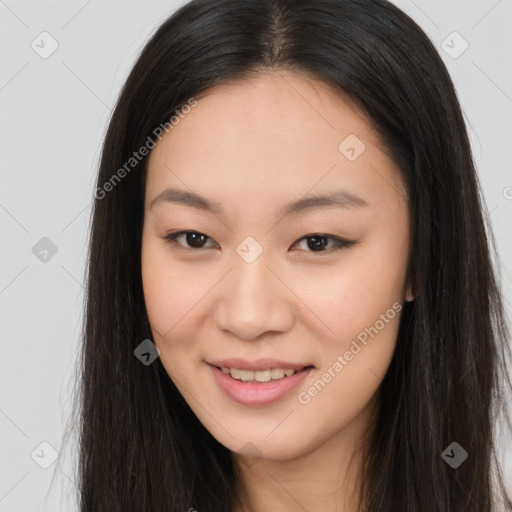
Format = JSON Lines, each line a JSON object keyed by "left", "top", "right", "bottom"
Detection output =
{"left": 210, "top": 365, "right": 314, "bottom": 384}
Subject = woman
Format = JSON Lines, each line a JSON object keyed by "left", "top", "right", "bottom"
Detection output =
{"left": 71, "top": 0, "right": 512, "bottom": 510}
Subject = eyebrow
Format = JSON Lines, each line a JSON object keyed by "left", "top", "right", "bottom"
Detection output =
{"left": 149, "top": 186, "right": 369, "bottom": 217}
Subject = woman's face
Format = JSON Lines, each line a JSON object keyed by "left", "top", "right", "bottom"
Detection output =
{"left": 141, "top": 70, "right": 412, "bottom": 462}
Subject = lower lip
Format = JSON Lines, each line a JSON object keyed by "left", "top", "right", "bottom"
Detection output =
{"left": 208, "top": 364, "right": 314, "bottom": 407}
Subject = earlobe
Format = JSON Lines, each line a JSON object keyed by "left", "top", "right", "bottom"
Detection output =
{"left": 405, "top": 281, "right": 415, "bottom": 302}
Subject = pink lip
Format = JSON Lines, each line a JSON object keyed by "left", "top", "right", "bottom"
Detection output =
{"left": 207, "top": 363, "right": 314, "bottom": 407}
{"left": 207, "top": 358, "right": 312, "bottom": 371}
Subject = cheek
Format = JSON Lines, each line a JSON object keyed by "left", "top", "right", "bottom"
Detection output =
{"left": 296, "top": 270, "right": 403, "bottom": 430}
{"left": 301, "top": 248, "right": 406, "bottom": 344}
{"left": 296, "top": 237, "right": 406, "bottom": 402}
{"left": 141, "top": 251, "right": 207, "bottom": 387}
{"left": 141, "top": 236, "right": 207, "bottom": 345}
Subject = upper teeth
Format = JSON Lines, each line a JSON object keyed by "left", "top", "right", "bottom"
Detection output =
{"left": 221, "top": 367, "right": 300, "bottom": 383}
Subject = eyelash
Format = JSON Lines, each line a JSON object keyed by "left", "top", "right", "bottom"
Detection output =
{"left": 162, "top": 230, "right": 356, "bottom": 254}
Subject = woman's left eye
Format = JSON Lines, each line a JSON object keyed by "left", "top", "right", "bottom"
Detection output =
{"left": 163, "top": 231, "right": 356, "bottom": 253}
{"left": 292, "top": 234, "right": 355, "bottom": 252}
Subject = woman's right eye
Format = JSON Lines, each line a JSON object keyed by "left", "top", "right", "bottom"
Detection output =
{"left": 164, "top": 231, "right": 217, "bottom": 250}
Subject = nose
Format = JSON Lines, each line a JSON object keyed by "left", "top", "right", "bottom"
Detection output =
{"left": 214, "top": 257, "right": 295, "bottom": 341}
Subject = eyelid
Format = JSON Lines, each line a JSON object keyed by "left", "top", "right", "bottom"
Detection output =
{"left": 162, "top": 230, "right": 356, "bottom": 253}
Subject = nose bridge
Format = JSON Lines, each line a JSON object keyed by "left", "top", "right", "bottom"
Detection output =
{"left": 215, "top": 240, "right": 294, "bottom": 340}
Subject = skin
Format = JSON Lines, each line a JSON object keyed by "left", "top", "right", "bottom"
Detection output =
{"left": 141, "top": 70, "right": 414, "bottom": 512}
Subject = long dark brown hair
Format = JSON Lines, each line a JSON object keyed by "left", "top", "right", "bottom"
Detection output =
{"left": 63, "top": 0, "right": 512, "bottom": 510}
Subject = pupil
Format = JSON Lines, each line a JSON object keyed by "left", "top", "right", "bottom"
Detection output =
{"left": 187, "top": 233, "right": 206, "bottom": 248}
{"left": 308, "top": 236, "right": 327, "bottom": 251}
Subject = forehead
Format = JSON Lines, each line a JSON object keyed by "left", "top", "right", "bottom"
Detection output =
{"left": 145, "top": 71, "right": 406, "bottom": 214}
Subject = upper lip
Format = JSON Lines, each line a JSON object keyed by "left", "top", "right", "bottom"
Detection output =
{"left": 207, "top": 358, "right": 314, "bottom": 371}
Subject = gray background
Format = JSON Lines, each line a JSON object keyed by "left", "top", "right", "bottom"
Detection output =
{"left": 1, "top": 0, "right": 511, "bottom": 510}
